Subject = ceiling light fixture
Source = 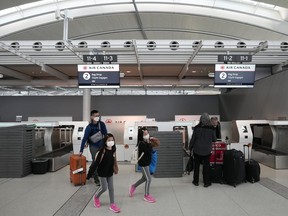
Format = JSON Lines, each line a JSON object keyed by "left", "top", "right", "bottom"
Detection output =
{"left": 0, "top": 74, "right": 3, "bottom": 78}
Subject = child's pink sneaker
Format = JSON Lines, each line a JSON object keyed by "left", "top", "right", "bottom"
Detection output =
{"left": 109, "top": 203, "right": 121, "bottom": 213}
{"left": 144, "top": 195, "right": 156, "bottom": 203}
{"left": 93, "top": 195, "right": 100, "bottom": 208}
{"left": 129, "top": 185, "right": 136, "bottom": 197}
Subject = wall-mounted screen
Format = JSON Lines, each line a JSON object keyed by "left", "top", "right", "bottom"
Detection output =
{"left": 214, "top": 64, "right": 255, "bottom": 88}
{"left": 78, "top": 65, "right": 120, "bottom": 88}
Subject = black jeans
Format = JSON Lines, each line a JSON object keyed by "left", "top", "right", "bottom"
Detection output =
{"left": 193, "top": 153, "right": 211, "bottom": 185}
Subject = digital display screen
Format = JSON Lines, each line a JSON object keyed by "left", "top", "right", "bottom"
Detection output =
{"left": 78, "top": 71, "right": 120, "bottom": 88}
{"left": 214, "top": 64, "right": 255, "bottom": 88}
{"left": 78, "top": 64, "right": 120, "bottom": 88}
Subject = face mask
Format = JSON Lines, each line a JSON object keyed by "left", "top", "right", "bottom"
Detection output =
{"left": 94, "top": 116, "right": 100, "bottom": 122}
{"left": 143, "top": 134, "right": 150, "bottom": 140}
{"left": 107, "top": 141, "right": 115, "bottom": 147}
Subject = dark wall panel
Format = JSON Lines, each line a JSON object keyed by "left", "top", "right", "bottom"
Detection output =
{"left": 219, "top": 69, "right": 288, "bottom": 121}
{"left": 0, "top": 95, "right": 219, "bottom": 122}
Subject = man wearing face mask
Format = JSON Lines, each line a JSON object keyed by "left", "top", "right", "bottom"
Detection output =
{"left": 80, "top": 110, "right": 107, "bottom": 185}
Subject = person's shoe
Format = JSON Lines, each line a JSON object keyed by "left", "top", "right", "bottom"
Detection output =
{"left": 109, "top": 203, "right": 121, "bottom": 213}
{"left": 144, "top": 195, "right": 156, "bottom": 203}
{"left": 93, "top": 195, "right": 101, "bottom": 208}
{"left": 204, "top": 183, "right": 211, "bottom": 188}
{"left": 192, "top": 181, "right": 199, "bottom": 186}
{"left": 129, "top": 185, "right": 136, "bottom": 197}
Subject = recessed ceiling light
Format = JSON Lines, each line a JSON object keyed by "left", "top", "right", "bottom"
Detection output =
{"left": 191, "top": 71, "right": 197, "bottom": 73}
{"left": 0, "top": 74, "right": 3, "bottom": 78}
{"left": 126, "top": 70, "right": 131, "bottom": 73}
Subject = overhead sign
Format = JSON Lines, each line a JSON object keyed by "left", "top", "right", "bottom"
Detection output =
{"left": 218, "top": 55, "right": 252, "bottom": 62}
{"left": 83, "top": 55, "right": 118, "bottom": 63}
{"left": 78, "top": 64, "right": 120, "bottom": 88}
{"left": 214, "top": 64, "right": 255, "bottom": 88}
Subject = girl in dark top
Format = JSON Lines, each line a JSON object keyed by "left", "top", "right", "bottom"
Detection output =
{"left": 189, "top": 113, "right": 216, "bottom": 187}
{"left": 93, "top": 133, "right": 120, "bottom": 213}
{"left": 129, "top": 127, "right": 157, "bottom": 203}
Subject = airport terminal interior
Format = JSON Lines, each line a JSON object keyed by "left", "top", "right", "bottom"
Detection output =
{"left": 1, "top": 0, "right": 288, "bottom": 215}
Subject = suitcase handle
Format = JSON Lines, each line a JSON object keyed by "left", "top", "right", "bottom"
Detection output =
{"left": 243, "top": 143, "right": 252, "bottom": 162}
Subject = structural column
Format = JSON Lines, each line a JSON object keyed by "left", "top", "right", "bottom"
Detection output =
{"left": 82, "top": 89, "right": 91, "bottom": 121}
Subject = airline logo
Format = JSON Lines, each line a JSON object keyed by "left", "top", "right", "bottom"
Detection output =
{"left": 105, "top": 119, "right": 113, "bottom": 123}
{"left": 78, "top": 64, "right": 119, "bottom": 72}
{"left": 215, "top": 64, "right": 255, "bottom": 71}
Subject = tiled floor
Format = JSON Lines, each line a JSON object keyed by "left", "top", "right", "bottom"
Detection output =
{"left": 1, "top": 163, "right": 288, "bottom": 216}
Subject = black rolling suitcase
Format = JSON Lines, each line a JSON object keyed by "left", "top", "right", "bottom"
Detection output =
{"left": 223, "top": 149, "right": 246, "bottom": 187}
{"left": 210, "top": 163, "right": 223, "bottom": 183}
{"left": 243, "top": 144, "right": 260, "bottom": 183}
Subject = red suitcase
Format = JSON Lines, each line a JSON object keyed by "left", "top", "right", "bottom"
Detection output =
{"left": 70, "top": 154, "right": 86, "bottom": 186}
{"left": 210, "top": 142, "right": 227, "bottom": 164}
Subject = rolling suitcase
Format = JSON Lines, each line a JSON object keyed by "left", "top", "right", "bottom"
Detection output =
{"left": 70, "top": 154, "right": 86, "bottom": 186}
{"left": 223, "top": 149, "right": 246, "bottom": 187}
{"left": 243, "top": 144, "right": 260, "bottom": 183}
{"left": 210, "top": 142, "right": 226, "bottom": 183}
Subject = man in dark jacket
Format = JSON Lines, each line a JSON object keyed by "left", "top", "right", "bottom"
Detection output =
{"left": 80, "top": 110, "right": 107, "bottom": 185}
{"left": 189, "top": 113, "right": 216, "bottom": 187}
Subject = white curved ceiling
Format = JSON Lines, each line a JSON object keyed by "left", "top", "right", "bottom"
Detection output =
{"left": 0, "top": 0, "right": 288, "bottom": 95}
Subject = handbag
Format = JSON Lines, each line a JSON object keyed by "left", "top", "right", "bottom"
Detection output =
{"left": 131, "top": 146, "right": 144, "bottom": 165}
{"left": 89, "top": 123, "right": 103, "bottom": 143}
{"left": 185, "top": 154, "right": 194, "bottom": 175}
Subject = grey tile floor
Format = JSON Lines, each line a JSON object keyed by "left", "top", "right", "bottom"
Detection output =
{"left": 1, "top": 163, "right": 288, "bottom": 216}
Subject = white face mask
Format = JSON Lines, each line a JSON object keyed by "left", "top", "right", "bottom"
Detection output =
{"left": 107, "top": 141, "right": 115, "bottom": 147}
{"left": 143, "top": 134, "right": 150, "bottom": 140}
{"left": 94, "top": 116, "right": 100, "bottom": 122}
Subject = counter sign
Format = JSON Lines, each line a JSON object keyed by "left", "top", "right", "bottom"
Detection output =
{"left": 218, "top": 55, "right": 252, "bottom": 62}
{"left": 83, "top": 55, "right": 117, "bottom": 63}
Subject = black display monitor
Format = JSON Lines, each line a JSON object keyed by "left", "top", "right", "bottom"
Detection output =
{"left": 77, "top": 65, "right": 120, "bottom": 88}
{"left": 214, "top": 64, "right": 255, "bottom": 88}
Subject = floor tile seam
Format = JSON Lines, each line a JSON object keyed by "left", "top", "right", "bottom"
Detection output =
{"left": 0, "top": 178, "right": 47, "bottom": 210}
{"left": 218, "top": 185, "right": 250, "bottom": 216}
{"left": 169, "top": 178, "right": 185, "bottom": 216}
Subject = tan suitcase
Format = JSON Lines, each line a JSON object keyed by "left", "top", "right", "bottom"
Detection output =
{"left": 70, "top": 154, "right": 86, "bottom": 186}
